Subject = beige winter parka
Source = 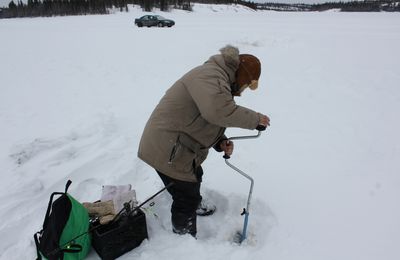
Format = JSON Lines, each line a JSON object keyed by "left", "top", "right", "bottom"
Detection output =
{"left": 138, "top": 46, "right": 260, "bottom": 182}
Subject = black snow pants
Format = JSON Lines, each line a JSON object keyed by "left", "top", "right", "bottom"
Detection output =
{"left": 156, "top": 166, "right": 203, "bottom": 237}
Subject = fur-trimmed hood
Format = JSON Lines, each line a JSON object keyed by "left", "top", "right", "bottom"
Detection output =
{"left": 206, "top": 45, "right": 240, "bottom": 83}
{"left": 219, "top": 45, "right": 240, "bottom": 69}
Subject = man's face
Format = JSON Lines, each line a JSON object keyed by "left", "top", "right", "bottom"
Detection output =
{"left": 231, "top": 80, "right": 259, "bottom": 97}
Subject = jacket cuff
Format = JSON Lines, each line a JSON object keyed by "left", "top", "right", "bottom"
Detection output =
{"left": 213, "top": 136, "right": 228, "bottom": 152}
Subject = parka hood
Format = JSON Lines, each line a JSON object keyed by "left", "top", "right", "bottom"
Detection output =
{"left": 205, "top": 45, "right": 240, "bottom": 83}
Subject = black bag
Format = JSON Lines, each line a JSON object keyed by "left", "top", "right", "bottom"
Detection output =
{"left": 34, "top": 180, "right": 91, "bottom": 260}
{"left": 91, "top": 208, "right": 148, "bottom": 260}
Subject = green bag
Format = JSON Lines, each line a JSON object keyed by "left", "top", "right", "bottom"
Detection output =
{"left": 34, "top": 180, "right": 91, "bottom": 260}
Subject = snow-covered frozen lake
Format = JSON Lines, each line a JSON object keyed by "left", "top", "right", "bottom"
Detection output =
{"left": 0, "top": 4, "right": 399, "bottom": 260}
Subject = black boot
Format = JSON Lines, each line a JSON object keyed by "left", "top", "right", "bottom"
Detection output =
{"left": 196, "top": 199, "right": 216, "bottom": 216}
{"left": 172, "top": 213, "right": 197, "bottom": 237}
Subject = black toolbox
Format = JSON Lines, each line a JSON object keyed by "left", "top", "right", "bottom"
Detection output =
{"left": 91, "top": 209, "right": 148, "bottom": 260}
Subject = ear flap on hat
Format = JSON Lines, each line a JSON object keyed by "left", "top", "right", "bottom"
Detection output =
{"left": 248, "top": 80, "right": 258, "bottom": 90}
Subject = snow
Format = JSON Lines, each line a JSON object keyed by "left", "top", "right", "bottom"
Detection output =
{"left": 1, "top": 3, "right": 400, "bottom": 260}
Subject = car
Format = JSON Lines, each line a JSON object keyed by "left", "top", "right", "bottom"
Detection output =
{"left": 134, "top": 15, "right": 175, "bottom": 28}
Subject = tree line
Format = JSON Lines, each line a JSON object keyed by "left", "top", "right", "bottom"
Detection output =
{"left": 314, "top": 0, "right": 400, "bottom": 12}
{"left": 1, "top": 0, "right": 398, "bottom": 19}
{"left": 0, "top": 0, "right": 257, "bottom": 18}
{"left": 0, "top": 0, "right": 198, "bottom": 18}
{"left": 257, "top": 0, "right": 400, "bottom": 12}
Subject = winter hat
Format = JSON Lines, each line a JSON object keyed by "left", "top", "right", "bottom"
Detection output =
{"left": 234, "top": 54, "right": 261, "bottom": 95}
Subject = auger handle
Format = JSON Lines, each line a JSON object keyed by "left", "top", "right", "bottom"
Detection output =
{"left": 223, "top": 125, "right": 266, "bottom": 159}
{"left": 223, "top": 154, "right": 231, "bottom": 159}
{"left": 256, "top": 125, "right": 266, "bottom": 131}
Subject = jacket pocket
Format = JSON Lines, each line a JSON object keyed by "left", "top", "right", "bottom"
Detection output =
{"left": 168, "top": 138, "right": 179, "bottom": 165}
{"left": 167, "top": 135, "right": 196, "bottom": 174}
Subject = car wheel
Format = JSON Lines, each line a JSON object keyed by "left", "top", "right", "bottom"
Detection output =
{"left": 137, "top": 23, "right": 143, "bottom": 27}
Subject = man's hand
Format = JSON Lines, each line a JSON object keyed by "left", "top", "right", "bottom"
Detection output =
{"left": 258, "top": 113, "right": 270, "bottom": 127}
{"left": 220, "top": 140, "right": 234, "bottom": 157}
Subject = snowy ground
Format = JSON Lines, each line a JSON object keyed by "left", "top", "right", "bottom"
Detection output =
{"left": 1, "top": 4, "right": 400, "bottom": 260}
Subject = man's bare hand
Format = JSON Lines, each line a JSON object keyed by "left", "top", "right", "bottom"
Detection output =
{"left": 258, "top": 113, "right": 270, "bottom": 127}
{"left": 220, "top": 140, "right": 234, "bottom": 156}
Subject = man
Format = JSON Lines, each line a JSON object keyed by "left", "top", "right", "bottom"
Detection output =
{"left": 138, "top": 45, "right": 270, "bottom": 237}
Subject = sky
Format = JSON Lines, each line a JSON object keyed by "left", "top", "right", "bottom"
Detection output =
{"left": 1, "top": 0, "right": 15, "bottom": 7}
{"left": 252, "top": 0, "right": 347, "bottom": 4}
